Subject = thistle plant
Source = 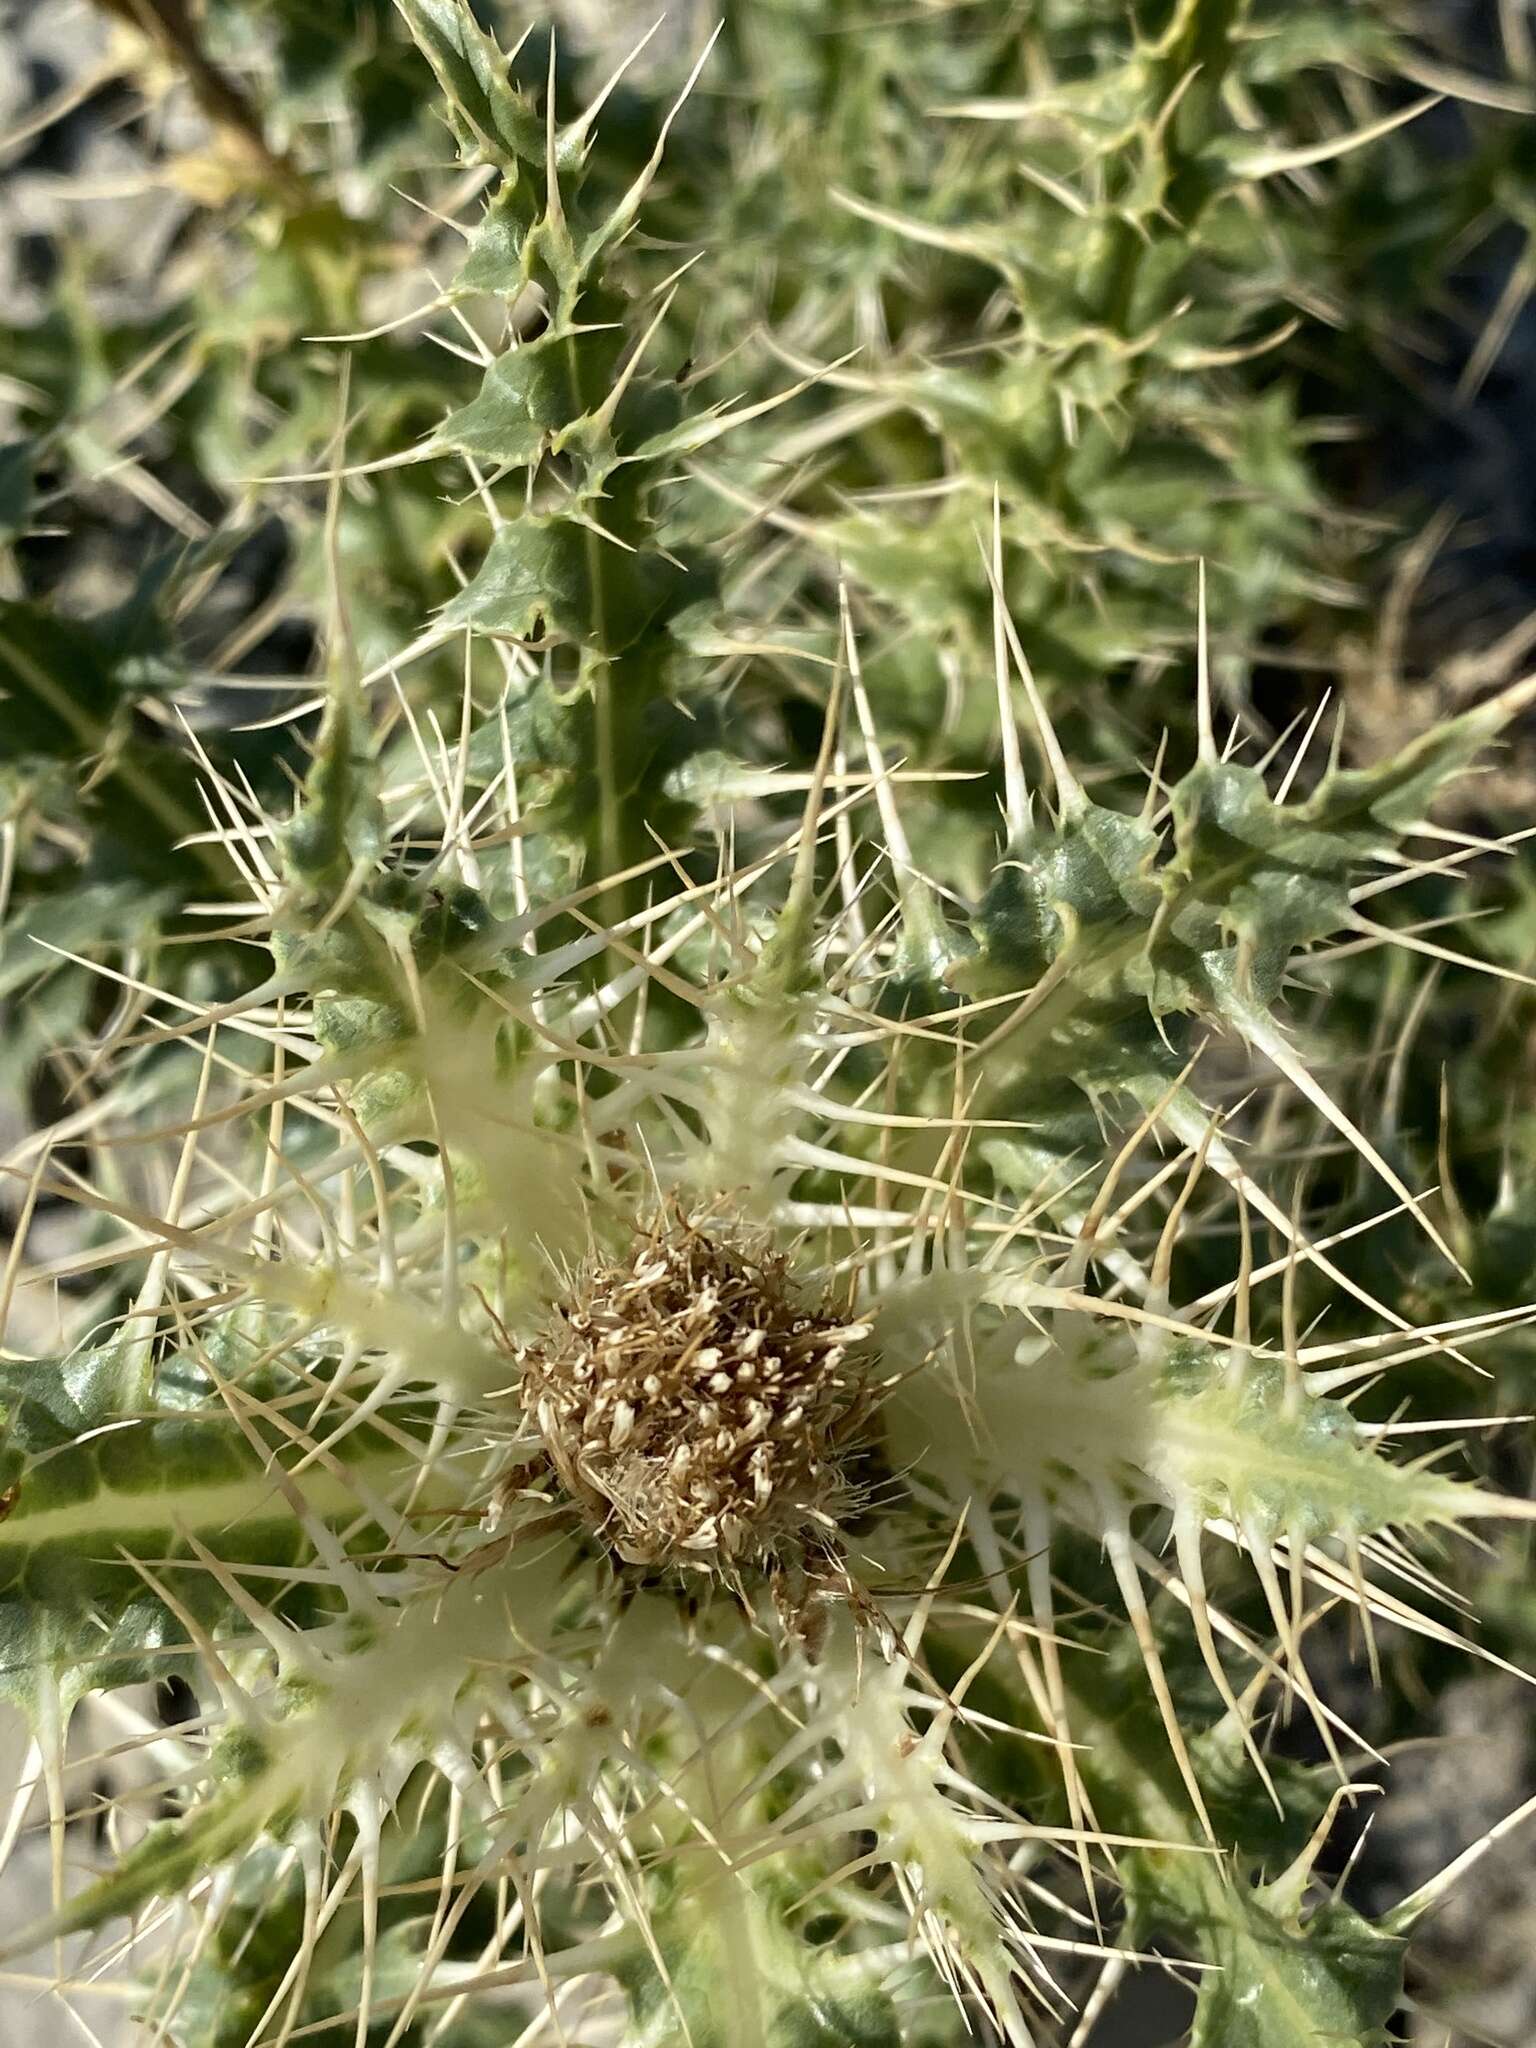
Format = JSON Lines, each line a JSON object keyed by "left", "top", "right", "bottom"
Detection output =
{"left": 5, "top": 4, "right": 1536, "bottom": 2046}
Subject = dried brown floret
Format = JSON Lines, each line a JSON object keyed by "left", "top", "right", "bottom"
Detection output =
{"left": 512, "top": 1207, "right": 875, "bottom": 1577}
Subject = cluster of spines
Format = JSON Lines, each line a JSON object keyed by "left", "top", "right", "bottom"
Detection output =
{"left": 4, "top": 5, "right": 1536, "bottom": 2046}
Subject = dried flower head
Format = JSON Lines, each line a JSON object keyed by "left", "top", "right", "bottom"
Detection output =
{"left": 514, "top": 1208, "right": 875, "bottom": 1575}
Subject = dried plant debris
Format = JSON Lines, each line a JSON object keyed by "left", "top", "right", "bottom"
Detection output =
{"left": 510, "top": 1206, "right": 876, "bottom": 1576}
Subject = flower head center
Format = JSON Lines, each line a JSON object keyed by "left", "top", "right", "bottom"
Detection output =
{"left": 519, "top": 1210, "right": 873, "bottom": 1574}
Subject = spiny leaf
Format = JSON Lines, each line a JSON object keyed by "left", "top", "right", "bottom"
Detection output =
{"left": 1188, "top": 1896, "right": 1403, "bottom": 2047}
{"left": 433, "top": 325, "right": 624, "bottom": 470}
{"left": 439, "top": 513, "right": 683, "bottom": 654}
{"left": 0, "top": 1343, "right": 425, "bottom": 1713}
{"left": 392, "top": 0, "right": 542, "bottom": 171}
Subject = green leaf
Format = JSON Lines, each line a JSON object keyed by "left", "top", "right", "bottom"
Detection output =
{"left": 1164, "top": 675, "right": 1536, "bottom": 1010}
{"left": 392, "top": 0, "right": 542, "bottom": 170}
{"left": 0, "top": 1342, "right": 421, "bottom": 1715}
{"left": 434, "top": 326, "right": 623, "bottom": 469}
{"left": 440, "top": 514, "right": 682, "bottom": 653}
{"left": 453, "top": 181, "right": 535, "bottom": 297}
{"left": 439, "top": 516, "right": 591, "bottom": 641}
{"left": 966, "top": 800, "right": 1161, "bottom": 989}
{"left": 1053, "top": 1635, "right": 1407, "bottom": 2048}
{"left": 1187, "top": 1893, "right": 1404, "bottom": 2048}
